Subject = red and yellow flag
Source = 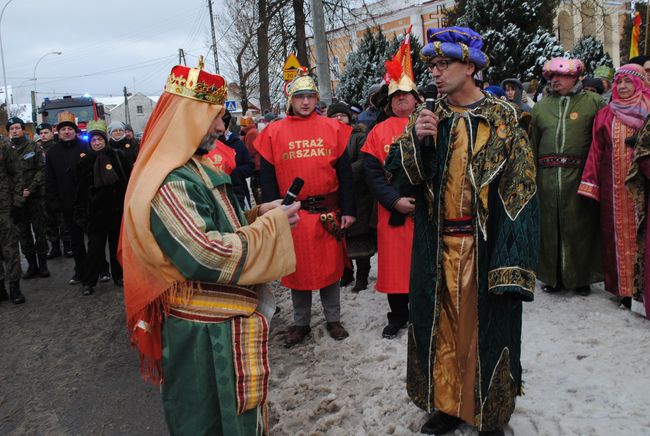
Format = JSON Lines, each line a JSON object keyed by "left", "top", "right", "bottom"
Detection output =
{"left": 631, "top": 11, "right": 641, "bottom": 59}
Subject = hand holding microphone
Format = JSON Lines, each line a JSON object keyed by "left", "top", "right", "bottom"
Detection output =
{"left": 415, "top": 83, "right": 438, "bottom": 144}
{"left": 281, "top": 177, "right": 304, "bottom": 228}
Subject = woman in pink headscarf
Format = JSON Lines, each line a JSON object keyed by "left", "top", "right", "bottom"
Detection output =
{"left": 579, "top": 64, "right": 650, "bottom": 308}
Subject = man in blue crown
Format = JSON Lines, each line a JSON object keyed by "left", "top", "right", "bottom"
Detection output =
{"left": 385, "top": 27, "right": 539, "bottom": 435}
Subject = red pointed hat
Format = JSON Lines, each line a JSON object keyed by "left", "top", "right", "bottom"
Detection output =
{"left": 164, "top": 57, "right": 227, "bottom": 105}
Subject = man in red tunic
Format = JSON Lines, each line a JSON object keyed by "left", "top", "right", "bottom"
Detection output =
{"left": 255, "top": 72, "right": 356, "bottom": 347}
{"left": 361, "top": 45, "right": 419, "bottom": 338}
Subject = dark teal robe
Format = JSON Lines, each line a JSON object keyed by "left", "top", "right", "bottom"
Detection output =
{"left": 385, "top": 95, "right": 539, "bottom": 431}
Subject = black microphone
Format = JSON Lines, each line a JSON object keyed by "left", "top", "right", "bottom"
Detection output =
{"left": 281, "top": 177, "right": 304, "bottom": 206}
{"left": 423, "top": 83, "right": 438, "bottom": 148}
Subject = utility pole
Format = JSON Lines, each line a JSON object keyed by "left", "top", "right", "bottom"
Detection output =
{"left": 207, "top": 0, "right": 220, "bottom": 73}
{"left": 123, "top": 86, "right": 131, "bottom": 125}
{"left": 309, "top": 0, "right": 332, "bottom": 104}
{"left": 30, "top": 90, "right": 36, "bottom": 122}
{"left": 178, "top": 48, "right": 187, "bottom": 66}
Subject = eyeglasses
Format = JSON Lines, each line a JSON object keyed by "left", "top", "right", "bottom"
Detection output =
{"left": 427, "top": 59, "right": 457, "bottom": 72}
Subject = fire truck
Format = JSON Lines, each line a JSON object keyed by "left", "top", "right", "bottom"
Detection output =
{"left": 38, "top": 95, "right": 106, "bottom": 135}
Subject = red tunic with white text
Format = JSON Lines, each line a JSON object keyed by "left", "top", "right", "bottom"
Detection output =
{"left": 361, "top": 117, "right": 413, "bottom": 293}
{"left": 254, "top": 112, "right": 352, "bottom": 290}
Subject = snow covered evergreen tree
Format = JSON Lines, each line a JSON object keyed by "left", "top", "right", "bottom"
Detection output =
{"left": 450, "top": 0, "right": 560, "bottom": 83}
{"left": 336, "top": 30, "right": 389, "bottom": 105}
{"left": 521, "top": 29, "right": 567, "bottom": 81}
{"left": 570, "top": 36, "right": 614, "bottom": 76}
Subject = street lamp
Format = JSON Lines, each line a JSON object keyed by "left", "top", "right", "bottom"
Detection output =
{"left": 0, "top": 0, "right": 15, "bottom": 116}
{"left": 31, "top": 51, "right": 62, "bottom": 121}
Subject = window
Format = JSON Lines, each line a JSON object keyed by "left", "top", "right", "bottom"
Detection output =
{"left": 331, "top": 55, "right": 340, "bottom": 78}
{"left": 136, "top": 105, "right": 143, "bottom": 114}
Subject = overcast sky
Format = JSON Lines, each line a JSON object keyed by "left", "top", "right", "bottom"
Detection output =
{"left": 2, "top": 0, "right": 230, "bottom": 104}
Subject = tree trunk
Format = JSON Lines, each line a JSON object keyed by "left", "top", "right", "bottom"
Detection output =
{"left": 257, "top": 0, "right": 271, "bottom": 112}
{"left": 293, "top": 0, "right": 309, "bottom": 68}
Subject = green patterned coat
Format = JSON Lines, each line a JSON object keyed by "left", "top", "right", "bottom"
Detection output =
{"left": 385, "top": 95, "right": 539, "bottom": 431}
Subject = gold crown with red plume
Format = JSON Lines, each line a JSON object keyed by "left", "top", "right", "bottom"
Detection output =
{"left": 164, "top": 56, "right": 228, "bottom": 105}
{"left": 384, "top": 25, "right": 418, "bottom": 98}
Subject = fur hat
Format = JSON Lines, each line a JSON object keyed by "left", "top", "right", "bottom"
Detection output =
{"left": 326, "top": 102, "right": 352, "bottom": 120}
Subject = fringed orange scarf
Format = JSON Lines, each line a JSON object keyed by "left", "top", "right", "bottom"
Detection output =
{"left": 118, "top": 92, "right": 223, "bottom": 383}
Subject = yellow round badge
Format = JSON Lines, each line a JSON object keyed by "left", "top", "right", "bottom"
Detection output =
{"left": 106, "top": 164, "right": 113, "bottom": 170}
{"left": 569, "top": 112, "right": 579, "bottom": 120}
{"left": 125, "top": 144, "right": 130, "bottom": 149}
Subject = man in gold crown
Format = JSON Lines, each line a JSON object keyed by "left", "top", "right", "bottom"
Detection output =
{"left": 45, "top": 111, "right": 88, "bottom": 284}
{"left": 254, "top": 70, "right": 356, "bottom": 348}
{"left": 120, "top": 59, "right": 299, "bottom": 435}
{"left": 361, "top": 33, "right": 418, "bottom": 339}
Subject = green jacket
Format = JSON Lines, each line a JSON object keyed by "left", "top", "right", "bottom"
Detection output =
{"left": 530, "top": 89, "right": 605, "bottom": 288}
{"left": 0, "top": 137, "right": 25, "bottom": 213}
{"left": 11, "top": 136, "right": 45, "bottom": 197}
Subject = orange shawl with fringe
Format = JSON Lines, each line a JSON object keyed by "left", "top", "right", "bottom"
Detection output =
{"left": 119, "top": 92, "right": 224, "bottom": 383}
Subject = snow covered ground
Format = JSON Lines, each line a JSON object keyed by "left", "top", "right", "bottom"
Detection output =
{"left": 266, "top": 261, "right": 650, "bottom": 435}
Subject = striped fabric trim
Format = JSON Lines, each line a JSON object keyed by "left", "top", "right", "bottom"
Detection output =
{"left": 232, "top": 312, "right": 270, "bottom": 416}
{"left": 168, "top": 283, "right": 258, "bottom": 322}
{"left": 151, "top": 180, "right": 244, "bottom": 282}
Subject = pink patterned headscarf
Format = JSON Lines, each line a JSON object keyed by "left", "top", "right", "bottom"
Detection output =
{"left": 610, "top": 63, "right": 650, "bottom": 129}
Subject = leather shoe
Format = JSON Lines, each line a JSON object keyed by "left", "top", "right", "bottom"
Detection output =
{"left": 326, "top": 321, "right": 349, "bottom": 340}
{"left": 575, "top": 286, "right": 591, "bottom": 296}
{"left": 82, "top": 286, "right": 94, "bottom": 296}
{"left": 284, "top": 325, "right": 311, "bottom": 348}
{"left": 420, "top": 411, "right": 463, "bottom": 435}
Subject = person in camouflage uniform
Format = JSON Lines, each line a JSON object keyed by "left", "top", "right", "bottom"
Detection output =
{"left": 36, "top": 122, "right": 71, "bottom": 259}
{"left": 7, "top": 117, "right": 50, "bottom": 278}
{"left": 0, "top": 135, "right": 25, "bottom": 304}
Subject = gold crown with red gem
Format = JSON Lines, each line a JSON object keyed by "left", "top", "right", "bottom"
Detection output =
{"left": 164, "top": 56, "right": 227, "bottom": 105}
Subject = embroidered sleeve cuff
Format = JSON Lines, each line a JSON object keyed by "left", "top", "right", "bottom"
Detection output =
{"left": 577, "top": 181, "right": 600, "bottom": 201}
{"left": 488, "top": 267, "right": 535, "bottom": 302}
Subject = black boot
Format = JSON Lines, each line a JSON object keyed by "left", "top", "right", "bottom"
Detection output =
{"left": 575, "top": 286, "right": 591, "bottom": 296}
{"left": 0, "top": 281, "right": 8, "bottom": 301}
{"left": 479, "top": 429, "right": 505, "bottom": 436}
{"left": 9, "top": 281, "right": 25, "bottom": 304}
{"left": 46, "top": 240, "right": 62, "bottom": 259}
{"left": 351, "top": 258, "right": 370, "bottom": 293}
{"left": 340, "top": 267, "right": 354, "bottom": 287}
{"left": 63, "top": 240, "right": 73, "bottom": 258}
{"left": 421, "top": 411, "right": 463, "bottom": 434}
{"left": 37, "top": 254, "right": 50, "bottom": 277}
{"left": 22, "top": 254, "right": 39, "bottom": 279}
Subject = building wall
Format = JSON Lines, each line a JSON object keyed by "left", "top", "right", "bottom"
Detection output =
{"left": 108, "top": 93, "right": 156, "bottom": 134}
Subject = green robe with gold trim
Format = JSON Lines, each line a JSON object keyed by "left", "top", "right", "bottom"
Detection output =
{"left": 385, "top": 95, "right": 539, "bottom": 431}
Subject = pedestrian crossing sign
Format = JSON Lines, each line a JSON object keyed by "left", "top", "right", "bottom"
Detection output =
{"left": 225, "top": 100, "right": 237, "bottom": 111}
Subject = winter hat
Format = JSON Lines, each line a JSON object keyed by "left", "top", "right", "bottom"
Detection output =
{"left": 56, "top": 111, "right": 79, "bottom": 132}
{"left": 349, "top": 103, "right": 363, "bottom": 114}
{"left": 594, "top": 65, "right": 615, "bottom": 82}
{"left": 264, "top": 112, "right": 277, "bottom": 122}
{"left": 326, "top": 102, "right": 352, "bottom": 120}
{"left": 240, "top": 116, "right": 254, "bottom": 127}
{"left": 87, "top": 120, "right": 108, "bottom": 142}
{"left": 421, "top": 27, "right": 489, "bottom": 70}
{"left": 36, "top": 123, "right": 52, "bottom": 134}
{"left": 484, "top": 85, "right": 506, "bottom": 98}
{"left": 5, "top": 116, "right": 25, "bottom": 131}
{"left": 581, "top": 77, "right": 605, "bottom": 94}
{"left": 108, "top": 121, "right": 126, "bottom": 139}
{"left": 124, "top": 123, "right": 134, "bottom": 133}
{"left": 542, "top": 58, "right": 585, "bottom": 80}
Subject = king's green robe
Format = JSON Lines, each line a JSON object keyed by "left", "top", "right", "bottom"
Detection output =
{"left": 385, "top": 96, "right": 539, "bottom": 431}
{"left": 530, "top": 89, "right": 605, "bottom": 288}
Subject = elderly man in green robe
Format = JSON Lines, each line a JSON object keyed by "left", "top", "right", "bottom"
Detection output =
{"left": 531, "top": 58, "right": 605, "bottom": 295}
{"left": 385, "top": 27, "right": 539, "bottom": 436}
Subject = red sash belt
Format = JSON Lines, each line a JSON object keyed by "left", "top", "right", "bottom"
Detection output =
{"left": 442, "top": 216, "right": 474, "bottom": 237}
{"left": 537, "top": 154, "right": 585, "bottom": 169}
